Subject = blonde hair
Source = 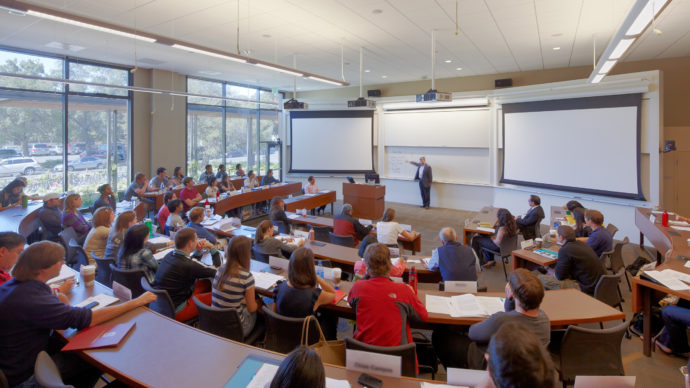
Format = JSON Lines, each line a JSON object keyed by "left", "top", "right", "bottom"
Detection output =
{"left": 92, "top": 207, "right": 113, "bottom": 228}
{"left": 63, "top": 194, "right": 81, "bottom": 213}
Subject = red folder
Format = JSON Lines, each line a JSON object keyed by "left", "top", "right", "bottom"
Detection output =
{"left": 62, "top": 322, "right": 136, "bottom": 351}
{"left": 332, "top": 289, "right": 346, "bottom": 304}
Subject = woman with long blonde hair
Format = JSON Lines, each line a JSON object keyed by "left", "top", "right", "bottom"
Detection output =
{"left": 60, "top": 193, "right": 91, "bottom": 244}
{"left": 83, "top": 207, "right": 114, "bottom": 263}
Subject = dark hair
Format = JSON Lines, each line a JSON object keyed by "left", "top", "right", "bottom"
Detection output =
{"left": 175, "top": 227, "right": 197, "bottom": 249}
{"left": 267, "top": 169, "right": 273, "bottom": 175}
{"left": 487, "top": 322, "right": 555, "bottom": 388}
{"left": 270, "top": 346, "right": 325, "bottom": 388}
{"left": 557, "top": 225, "right": 576, "bottom": 242}
{"left": 364, "top": 243, "right": 391, "bottom": 276}
{"left": 255, "top": 220, "right": 273, "bottom": 245}
{"left": 508, "top": 268, "right": 544, "bottom": 311}
{"left": 182, "top": 176, "right": 194, "bottom": 185}
{"left": 134, "top": 172, "right": 145, "bottom": 181}
{"left": 235, "top": 163, "right": 242, "bottom": 170}
{"left": 97, "top": 183, "right": 110, "bottom": 195}
{"left": 496, "top": 208, "right": 517, "bottom": 237}
{"left": 215, "top": 236, "right": 252, "bottom": 291}
{"left": 218, "top": 164, "right": 225, "bottom": 170}
{"left": 565, "top": 200, "right": 583, "bottom": 212}
{"left": 585, "top": 209, "right": 604, "bottom": 226}
{"left": 118, "top": 224, "right": 149, "bottom": 262}
{"left": 167, "top": 199, "right": 182, "bottom": 213}
{"left": 269, "top": 196, "right": 285, "bottom": 214}
{"left": 288, "top": 248, "right": 317, "bottom": 289}
{"left": 308, "top": 176, "right": 315, "bottom": 183}
{"left": 382, "top": 208, "right": 396, "bottom": 222}
{"left": 248, "top": 170, "right": 255, "bottom": 177}
{"left": 163, "top": 191, "right": 174, "bottom": 205}
{"left": 11, "top": 241, "right": 64, "bottom": 281}
{"left": 0, "top": 232, "right": 25, "bottom": 250}
{"left": 156, "top": 167, "right": 166, "bottom": 175}
{"left": 572, "top": 207, "right": 587, "bottom": 235}
{"left": 207, "top": 176, "right": 216, "bottom": 186}
{"left": 205, "top": 164, "right": 212, "bottom": 170}
{"left": 529, "top": 195, "right": 541, "bottom": 205}
{"left": 2, "top": 179, "right": 25, "bottom": 197}
{"left": 173, "top": 166, "right": 183, "bottom": 178}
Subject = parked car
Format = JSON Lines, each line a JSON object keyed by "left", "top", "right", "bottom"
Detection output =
{"left": 48, "top": 145, "right": 62, "bottom": 155}
{"left": 0, "top": 149, "right": 22, "bottom": 160}
{"left": 0, "top": 157, "right": 41, "bottom": 176}
{"left": 30, "top": 143, "right": 51, "bottom": 156}
{"left": 53, "top": 156, "right": 105, "bottom": 172}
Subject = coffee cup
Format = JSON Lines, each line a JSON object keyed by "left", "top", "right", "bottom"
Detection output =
{"left": 535, "top": 238, "right": 543, "bottom": 249}
{"left": 80, "top": 264, "right": 96, "bottom": 287}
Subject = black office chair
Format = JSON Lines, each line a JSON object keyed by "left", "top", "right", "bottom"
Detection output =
{"left": 262, "top": 306, "right": 321, "bottom": 354}
{"left": 140, "top": 277, "right": 176, "bottom": 319}
{"left": 58, "top": 227, "right": 79, "bottom": 269}
{"left": 480, "top": 234, "right": 518, "bottom": 281}
{"left": 91, "top": 253, "right": 114, "bottom": 287}
{"left": 329, "top": 232, "right": 355, "bottom": 248}
{"left": 68, "top": 241, "right": 89, "bottom": 271}
{"left": 273, "top": 220, "right": 289, "bottom": 235}
{"left": 109, "top": 264, "right": 146, "bottom": 298}
{"left": 252, "top": 245, "right": 277, "bottom": 263}
{"left": 193, "top": 296, "right": 265, "bottom": 346}
{"left": 310, "top": 225, "right": 331, "bottom": 243}
{"left": 345, "top": 337, "right": 418, "bottom": 378}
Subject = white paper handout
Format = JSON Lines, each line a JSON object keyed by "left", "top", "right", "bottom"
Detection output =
{"left": 251, "top": 271, "right": 284, "bottom": 290}
{"left": 425, "top": 294, "right": 504, "bottom": 317}
{"left": 245, "top": 362, "right": 350, "bottom": 388}
{"left": 46, "top": 264, "right": 75, "bottom": 285}
{"left": 148, "top": 236, "right": 171, "bottom": 245}
{"left": 75, "top": 294, "right": 119, "bottom": 310}
{"left": 643, "top": 269, "right": 690, "bottom": 291}
{"left": 477, "top": 227, "right": 496, "bottom": 233}
{"left": 153, "top": 248, "right": 174, "bottom": 261}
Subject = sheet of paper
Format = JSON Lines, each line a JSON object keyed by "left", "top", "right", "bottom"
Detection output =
{"left": 669, "top": 220, "right": 690, "bottom": 226}
{"left": 75, "top": 294, "right": 119, "bottom": 311}
{"left": 672, "top": 226, "right": 690, "bottom": 232}
{"left": 644, "top": 270, "right": 690, "bottom": 291}
{"left": 246, "top": 363, "right": 279, "bottom": 388}
{"left": 422, "top": 258, "right": 431, "bottom": 268}
{"left": 325, "top": 378, "right": 351, "bottom": 388}
{"left": 400, "top": 224, "right": 412, "bottom": 232}
{"left": 359, "top": 219, "right": 372, "bottom": 226}
{"left": 477, "top": 227, "right": 495, "bottom": 233}
{"left": 407, "top": 259, "right": 421, "bottom": 264}
{"left": 684, "top": 261, "right": 690, "bottom": 268}
{"left": 46, "top": 264, "right": 75, "bottom": 285}
{"left": 287, "top": 214, "right": 301, "bottom": 219}
{"left": 425, "top": 295, "right": 453, "bottom": 315}
{"left": 153, "top": 248, "right": 174, "bottom": 261}
{"left": 421, "top": 383, "right": 468, "bottom": 388}
{"left": 475, "top": 296, "right": 505, "bottom": 316}
{"left": 148, "top": 236, "right": 171, "bottom": 245}
{"left": 449, "top": 294, "right": 488, "bottom": 317}
{"left": 664, "top": 269, "right": 690, "bottom": 284}
{"left": 446, "top": 368, "right": 488, "bottom": 387}
{"left": 251, "top": 271, "right": 285, "bottom": 290}
{"left": 200, "top": 218, "right": 218, "bottom": 226}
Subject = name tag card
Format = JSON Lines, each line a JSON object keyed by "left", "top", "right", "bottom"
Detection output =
{"left": 269, "top": 256, "right": 289, "bottom": 271}
{"left": 112, "top": 281, "right": 132, "bottom": 301}
{"left": 293, "top": 230, "right": 309, "bottom": 239}
{"left": 447, "top": 367, "right": 488, "bottom": 387}
{"left": 389, "top": 247, "right": 400, "bottom": 257}
{"left": 444, "top": 281, "right": 478, "bottom": 293}
{"left": 346, "top": 349, "right": 401, "bottom": 378}
{"left": 520, "top": 239, "right": 534, "bottom": 249}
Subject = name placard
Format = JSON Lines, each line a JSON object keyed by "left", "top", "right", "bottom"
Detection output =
{"left": 447, "top": 367, "right": 488, "bottom": 386}
{"left": 345, "top": 349, "right": 401, "bottom": 378}
{"left": 444, "top": 281, "right": 478, "bottom": 293}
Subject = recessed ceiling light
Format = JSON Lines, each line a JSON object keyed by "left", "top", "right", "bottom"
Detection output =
{"left": 372, "top": 9, "right": 383, "bottom": 14}
{"left": 364, "top": 69, "right": 371, "bottom": 73}
{"left": 553, "top": 46, "right": 561, "bottom": 50}
{"left": 444, "top": 59, "right": 452, "bottom": 63}
{"left": 455, "top": 67, "right": 463, "bottom": 71}
{"left": 381, "top": 75, "right": 387, "bottom": 78}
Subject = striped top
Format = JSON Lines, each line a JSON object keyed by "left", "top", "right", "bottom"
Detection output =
{"left": 212, "top": 266, "right": 254, "bottom": 323}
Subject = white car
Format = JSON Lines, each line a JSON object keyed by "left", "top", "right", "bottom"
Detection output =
{"left": 53, "top": 156, "right": 105, "bottom": 171}
{"left": 0, "top": 157, "right": 41, "bottom": 176}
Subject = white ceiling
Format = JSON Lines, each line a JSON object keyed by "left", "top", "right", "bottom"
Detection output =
{"left": 0, "top": 0, "right": 688, "bottom": 92}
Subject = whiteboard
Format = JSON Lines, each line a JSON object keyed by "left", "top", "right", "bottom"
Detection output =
{"left": 384, "top": 146, "right": 490, "bottom": 184}
{"left": 383, "top": 109, "right": 490, "bottom": 148}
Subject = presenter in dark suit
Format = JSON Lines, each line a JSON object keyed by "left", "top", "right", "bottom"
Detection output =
{"left": 516, "top": 195, "right": 545, "bottom": 240}
{"left": 407, "top": 157, "right": 432, "bottom": 209}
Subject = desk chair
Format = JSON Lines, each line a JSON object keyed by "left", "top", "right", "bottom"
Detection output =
{"left": 593, "top": 273, "right": 625, "bottom": 329}
{"left": 606, "top": 223, "right": 619, "bottom": 239}
{"left": 109, "top": 264, "right": 146, "bottom": 298}
{"left": 140, "top": 278, "right": 176, "bottom": 319}
{"left": 251, "top": 245, "right": 275, "bottom": 263}
{"left": 344, "top": 337, "right": 417, "bottom": 378}
{"left": 193, "top": 296, "right": 265, "bottom": 346}
{"left": 310, "top": 225, "right": 331, "bottom": 243}
{"left": 91, "top": 253, "right": 114, "bottom": 287}
{"left": 58, "top": 227, "right": 78, "bottom": 269}
{"left": 608, "top": 238, "right": 631, "bottom": 291}
{"left": 328, "top": 232, "right": 355, "bottom": 248}
{"left": 480, "top": 234, "right": 518, "bottom": 281}
{"left": 34, "top": 351, "right": 73, "bottom": 388}
{"left": 68, "top": 241, "right": 89, "bottom": 271}
{"left": 273, "top": 220, "right": 288, "bottom": 235}
{"left": 555, "top": 321, "right": 629, "bottom": 388}
{"left": 262, "top": 306, "right": 321, "bottom": 354}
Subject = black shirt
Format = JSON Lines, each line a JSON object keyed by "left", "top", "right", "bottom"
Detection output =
{"left": 152, "top": 250, "right": 217, "bottom": 308}
{"left": 270, "top": 209, "right": 291, "bottom": 234}
{"left": 555, "top": 240, "right": 605, "bottom": 294}
{"left": 274, "top": 281, "right": 322, "bottom": 318}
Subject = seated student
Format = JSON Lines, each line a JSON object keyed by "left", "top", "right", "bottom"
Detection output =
{"left": 334, "top": 204, "right": 372, "bottom": 245}
{"left": 244, "top": 170, "right": 259, "bottom": 188}
{"left": 0, "top": 241, "right": 156, "bottom": 388}
{"left": 212, "top": 235, "right": 260, "bottom": 337}
{"left": 205, "top": 177, "right": 220, "bottom": 198}
{"left": 269, "top": 196, "right": 291, "bottom": 234}
{"left": 572, "top": 207, "right": 591, "bottom": 238}
{"left": 0, "top": 178, "right": 25, "bottom": 211}
{"left": 476, "top": 321, "right": 556, "bottom": 388}
{"left": 83, "top": 207, "right": 114, "bottom": 264}
{"left": 235, "top": 163, "right": 246, "bottom": 177}
{"left": 104, "top": 210, "right": 137, "bottom": 258}
{"left": 428, "top": 227, "right": 480, "bottom": 281}
{"left": 254, "top": 220, "right": 301, "bottom": 259}
{"left": 218, "top": 175, "right": 233, "bottom": 193}
{"left": 149, "top": 166, "right": 172, "bottom": 191}
{"left": 61, "top": 193, "right": 92, "bottom": 244}
{"left": 584, "top": 209, "right": 612, "bottom": 257}
{"left": 186, "top": 207, "right": 218, "bottom": 245}
{"left": 471, "top": 208, "right": 517, "bottom": 268}
{"left": 171, "top": 166, "right": 185, "bottom": 186}
{"left": 270, "top": 346, "right": 326, "bottom": 388}
{"left": 116, "top": 224, "right": 158, "bottom": 283}
{"left": 0, "top": 232, "right": 25, "bottom": 286}
{"left": 165, "top": 199, "right": 185, "bottom": 233}
{"left": 261, "top": 169, "right": 279, "bottom": 186}
{"left": 216, "top": 164, "right": 228, "bottom": 180}
{"left": 38, "top": 193, "right": 62, "bottom": 242}
{"left": 153, "top": 227, "right": 216, "bottom": 322}
{"left": 375, "top": 208, "right": 419, "bottom": 246}
{"left": 536, "top": 225, "right": 604, "bottom": 294}
{"left": 655, "top": 301, "right": 690, "bottom": 357}
{"left": 515, "top": 195, "right": 545, "bottom": 241}
{"left": 93, "top": 184, "right": 117, "bottom": 212}
{"left": 124, "top": 172, "right": 155, "bottom": 209}
{"left": 180, "top": 176, "right": 202, "bottom": 211}
{"left": 304, "top": 176, "right": 326, "bottom": 214}
{"left": 198, "top": 164, "right": 214, "bottom": 183}
{"left": 156, "top": 191, "right": 177, "bottom": 229}
{"left": 348, "top": 243, "right": 428, "bottom": 352}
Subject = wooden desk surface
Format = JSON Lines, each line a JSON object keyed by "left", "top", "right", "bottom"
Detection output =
{"left": 631, "top": 258, "right": 690, "bottom": 313}
{"left": 214, "top": 182, "right": 301, "bottom": 215}
{"left": 511, "top": 245, "right": 560, "bottom": 270}
{"left": 462, "top": 206, "right": 498, "bottom": 245}
{"left": 635, "top": 207, "right": 690, "bottom": 260}
{"left": 284, "top": 191, "right": 336, "bottom": 212}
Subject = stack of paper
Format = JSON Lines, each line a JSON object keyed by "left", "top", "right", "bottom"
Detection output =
{"left": 47, "top": 264, "right": 75, "bottom": 285}
{"left": 643, "top": 269, "right": 690, "bottom": 291}
{"left": 201, "top": 217, "right": 219, "bottom": 226}
{"left": 75, "top": 294, "right": 119, "bottom": 310}
{"left": 359, "top": 219, "right": 372, "bottom": 226}
{"left": 148, "top": 236, "right": 171, "bottom": 245}
{"left": 287, "top": 214, "right": 301, "bottom": 220}
{"left": 215, "top": 218, "right": 237, "bottom": 232}
{"left": 477, "top": 227, "right": 495, "bottom": 233}
{"left": 425, "top": 294, "right": 504, "bottom": 317}
{"left": 153, "top": 248, "right": 174, "bottom": 261}
{"left": 251, "top": 271, "right": 285, "bottom": 290}
{"left": 672, "top": 226, "right": 690, "bottom": 232}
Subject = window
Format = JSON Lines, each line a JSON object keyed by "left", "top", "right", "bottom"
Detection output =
{"left": 0, "top": 48, "right": 131, "bottom": 205}
{"left": 187, "top": 78, "right": 282, "bottom": 180}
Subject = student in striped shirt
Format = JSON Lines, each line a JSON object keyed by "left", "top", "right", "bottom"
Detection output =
{"left": 212, "top": 235, "right": 260, "bottom": 336}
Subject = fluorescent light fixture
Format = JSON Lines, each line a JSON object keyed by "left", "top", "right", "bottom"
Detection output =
{"left": 444, "top": 59, "right": 452, "bottom": 63}
{"left": 364, "top": 69, "right": 371, "bottom": 73}
{"left": 171, "top": 44, "right": 247, "bottom": 63}
{"left": 553, "top": 46, "right": 561, "bottom": 50}
{"left": 305, "top": 76, "right": 342, "bottom": 86}
{"left": 254, "top": 63, "right": 303, "bottom": 77}
{"left": 456, "top": 67, "right": 463, "bottom": 71}
{"left": 626, "top": 0, "right": 669, "bottom": 36}
{"left": 591, "top": 74, "right": 605, "bottom": 84}
{"left": 383, "top": 97, "right": 489, "bottom": 111}
{"left": 26, "top": 10, "right": 156, "bottom": 43}
{"left": 600, "top": 60, "right": 617, "bottom": 74}
{"left": 609, "top": 38, "right": 635, "bottom": 59}
{"left": 381, "top": 75, "right": 387, "bottom": 78}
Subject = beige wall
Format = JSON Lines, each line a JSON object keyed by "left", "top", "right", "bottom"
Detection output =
{"left": 131, "top": 69, "right": 151, "bottom": 178}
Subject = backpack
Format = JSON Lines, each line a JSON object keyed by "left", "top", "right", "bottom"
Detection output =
{"left": 627, "top": 306, "right": 664, "bottom": 339}
{"left": 626, "top": 255, "right": 651, "bottom": 277}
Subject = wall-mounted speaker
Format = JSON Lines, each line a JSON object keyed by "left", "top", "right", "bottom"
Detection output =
{"left": 367, "top": 89, "right": 381, "bottom": 97}
{"left": 494, "top": 78, "right": 513, "bottom": 88}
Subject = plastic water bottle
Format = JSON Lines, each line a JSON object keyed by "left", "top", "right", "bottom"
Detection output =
{"left": 130, "top": 198, "right": 135, "bottom": 210}
{"left": 408, "top": 266, "right": 418, "bottom": 295}
{"left": 204, "top": 198, "right": 211, "bottom": 218}
{"left": 160, "top": 182, "right": 165, "bottom": 192}
{"left": 309, "top": 229, "right": 315, "bottom": 242}
{"left": 662, "top": 211, "right": 669, "bottom": 227}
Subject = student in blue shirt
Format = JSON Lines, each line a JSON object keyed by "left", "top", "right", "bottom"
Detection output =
{"left": 261, "top": 169, "right": 280, "bottom": 186}
{"left": 185, "top": 207, "right": 218, "bottom": 245}
{"left": 584, "top": 209, "right": 612, "bottom": 257}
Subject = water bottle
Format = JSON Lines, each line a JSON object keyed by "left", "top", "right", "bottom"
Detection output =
{"left": 662, "top": 211, "right": 669, "bottom": 227}
{"left": 130, "top": 198, "right": 135, "bottom": 210}
{"left": 144, "top": 218, "right": 153, "bottom": 237}
{"left": 316, "top": 261, "right": 325, "bottom": 279}
{"left": 309, "top": 229, "right": 315, "bottom": 242}
{"left": 160, "top": 182, "right": 165, "bottom": 192}
{"left": 21, "top": 195, "right": 28, "bottom": 208}
{"left": 204, "top": 198, "right": 211, "bottom": 218}
{"left": 408, "top": 266, "right": 418, "bottom": 295}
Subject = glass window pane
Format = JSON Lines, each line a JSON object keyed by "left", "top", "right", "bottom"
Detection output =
{"left": 188, "top": 78, "right": 223, "bottom": 106}
{"left": 187, "top": 108, "right": 223, "bottom": 181}
{"left": 68, "top": 62, "right": 128, "bottom": 96}
{"left": 67, "top": 96, "right": 129, "bottom": 206}
{"left": 259, "top": 89, "right": 281, "bottom": 110}
{"left": 259, "top": 111, "right": 281, "bottom": 179}
{"left": 225, "top": 110, "right": 253, "bottom": 177}
{"left": 0, "top": 49, "right": 64, "bottom": 92}
{"left": 226, "top": 85, "right": 257, "bottom": 109}
{"left": 0, "top": 91, "right": 64, "bottom": 196}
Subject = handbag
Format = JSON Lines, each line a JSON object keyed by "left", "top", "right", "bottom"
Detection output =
{"left": 301, "top": 315, "right": 346, "bottom": 366}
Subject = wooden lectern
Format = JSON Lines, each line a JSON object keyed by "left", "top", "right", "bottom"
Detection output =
{"left": 342, "top": 183, "right": 385, "bottom": 220}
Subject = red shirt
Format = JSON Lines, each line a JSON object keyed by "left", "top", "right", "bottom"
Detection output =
{"left": 0, "top": 269, "right": 11, "bottom": 286}
{"left": 334, "top": 219, "right": 358, "bottom": 244}
{"left": 157, "top": 205, "right": 170, "bottom": 229}
{"left": 348, "top": 276, "right": 427, "bottom": 348}
{"left": 179, "top": 187, "right": 198, "bottom": 211}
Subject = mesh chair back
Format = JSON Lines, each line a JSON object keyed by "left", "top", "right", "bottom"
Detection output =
{"left": 58, "top": 227, "right": 78, "bottom": 268}
{"left": 559, "top": 321, "right": 629, "bottom": 384}
{"left": 606, "top": 223, "right": 619, "bottom": 239}
{"left": 609, "top": 237, "right": 629, "bottom": 274}
{"left": 110, "top": 264, "right": 146, "bottom": 298}
{"left": 34, "top": 351, "right": 73, "bottom": 388}
{"left": 310, "top": 225, "right": 331, "bottom": 242}
{"left": 68, "top": 241, "right": 89, "bottom": 270}
{"left": 140, "top": 277, "right": 176, "bottom": 319}
{"left": 498, "top": 234, "right": 518, "bottom": 257}
{"left": 252, "top": 245, "right": 274, "bottom": 263}
{"left": 273, "top": 220, "right": 288, "bottom": 234}
{"left": 594, "top": 273, "right": 623, "bottom": 309}
{"left": 193, "top": 295, "right": 244, "bottom": 342}
{"left": 345, "top": 337, "right": 417, "bottom": 378}
{"left": 92, "top": 254, "right": 114, "bottom": 287}
{"left": 262, "top": 306, "right": 320, "bottom": 354}
{"left": 329, "top": 232, "right": 355, "bottom": 248}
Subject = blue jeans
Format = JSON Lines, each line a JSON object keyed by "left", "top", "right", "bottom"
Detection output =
{"left": 471, "top": 236, "right": 499, "bottom": 264}
{"left": 659, "top": 304, "right": 690, "bottom": 354}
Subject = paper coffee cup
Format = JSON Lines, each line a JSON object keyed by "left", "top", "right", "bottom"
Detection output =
{"left": 80, "top": 264, "right": 96, "bottom": 287}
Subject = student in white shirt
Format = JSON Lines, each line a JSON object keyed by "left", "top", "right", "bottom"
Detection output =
{"left": 165, "top": 199, "right": 185, "bottom": 233}
{"left": 375, "top": 208, "right": 418, "bottom": 246}
{"left": 205, "top": 178, "right": 220, "bottom": 198}
{"left": 304, "top": 176, "right": 326, "bottom": 215}
{"left": 244, "top": 170, "right": 259, "bottom": 189}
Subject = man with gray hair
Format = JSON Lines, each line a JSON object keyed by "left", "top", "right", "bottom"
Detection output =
{"left": 427, "top": 227, "right": 480, "bottom": 281}
{"left": 333, "top": 203, "right": 373, "bottom": 245}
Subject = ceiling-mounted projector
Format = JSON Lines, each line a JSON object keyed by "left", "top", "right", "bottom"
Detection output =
{"left": 416, "top": 89, "right": 452, "bottom": 103}
{"left": 283, "top": 98, "right": 308, "bottom": 110}
{"left": 347, "top": 97, "right": 376, "bottom": 108}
